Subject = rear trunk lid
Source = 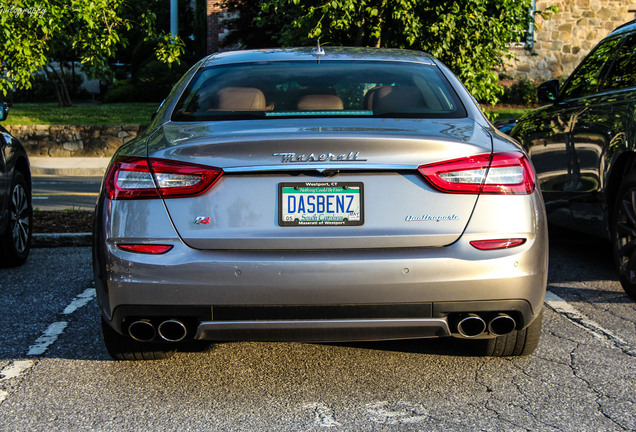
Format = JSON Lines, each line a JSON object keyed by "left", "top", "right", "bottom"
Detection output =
{"left": 148, "top": 118, "right": 492, "bottom": 250}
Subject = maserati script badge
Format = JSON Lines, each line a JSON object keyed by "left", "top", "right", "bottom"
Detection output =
{"left": 273, "top": 152, "right": 366, "bottom": 163}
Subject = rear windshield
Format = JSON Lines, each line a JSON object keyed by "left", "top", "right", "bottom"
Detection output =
{"left": 171, "top": 60, "right": 466, "bottom": 121}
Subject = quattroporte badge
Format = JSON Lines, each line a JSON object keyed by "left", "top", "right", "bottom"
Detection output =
{"left": 405, "top": 214, "right": 460, "bottom": 222}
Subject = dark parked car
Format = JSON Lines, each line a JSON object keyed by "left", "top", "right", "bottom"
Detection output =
{"left": 0, "top": 102, "right": 32, "bottom": 267}
{"left": 511, "top": 20, "right": 636, "bottom": 300}
{"left": 94, "top": 47, "right": 548, "bottom": 360}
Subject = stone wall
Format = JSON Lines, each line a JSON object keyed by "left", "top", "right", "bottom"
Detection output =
{"left": 506, "top": 1, "right": 636, "bottom": 82}
{"left": 5, "top": 124, "right": 145, "bottom": 157}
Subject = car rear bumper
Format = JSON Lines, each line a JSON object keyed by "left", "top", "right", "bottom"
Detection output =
{"left": 94, "top": 186, "right": 548, "bottom": 342}
{"left": 96, "top": 233, "right": 547, "bottom": 341}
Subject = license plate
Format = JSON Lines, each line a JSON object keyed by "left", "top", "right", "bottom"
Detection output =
{"left": 279, "top": 182, "right": 364, "bottom": 226}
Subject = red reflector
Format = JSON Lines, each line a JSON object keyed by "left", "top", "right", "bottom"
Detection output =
{"left": 469, "top": 239, "right": 526, "bottom": 250}
{"left": 105, "top": 157, "right": 223, "bottom": 200}
{"left": 418, "top": 152, "right": 536, "bottom": 195}
{"left": 117, "top": 244, "right": 174, "bottom": 254}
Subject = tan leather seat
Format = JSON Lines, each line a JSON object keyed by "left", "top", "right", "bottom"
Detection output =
{"left": 363, "top": 86, "right": 383, "bottom": 109}
{"left": 297, "top": 94, "right": 344, "bottom": 110}
{"left": 370, "top": 86, "right": 425, "bottom": 111}
{"left": 217, "top": 87, "right": 267, "bottom": 110}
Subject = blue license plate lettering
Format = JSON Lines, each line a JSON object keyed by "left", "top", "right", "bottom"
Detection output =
{"left": 279, "top": 182, "right": 364, "bottom": 226}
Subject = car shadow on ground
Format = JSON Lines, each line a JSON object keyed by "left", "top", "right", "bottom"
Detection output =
{"left": 546, "top": 223, "right": 631, "bottom": 297}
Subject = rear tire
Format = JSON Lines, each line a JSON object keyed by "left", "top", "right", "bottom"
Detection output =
{"left": 611, "top": 172, "right": 636, "bottom": 301}
{"left": 0, "top": 171, "right": 32, "bottom": 267}
{"left": 101, "top": 318, "right": 175, "bottom": 361}
{"left": 470, "top": 310, "right": 542, "bottom": 357}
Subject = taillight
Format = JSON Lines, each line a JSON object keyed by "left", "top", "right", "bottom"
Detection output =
{"left": 418, "top": 152, "right": 535, "bottom": 195}
{"left": 105, "top": 157, "right": 223, "bottom": 200}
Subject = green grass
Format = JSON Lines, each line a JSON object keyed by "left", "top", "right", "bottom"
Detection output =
{"left": 483, "top": 107, "right": 532, "bottom": 124}
{"left": 3, "top": 102, "right": 534, "bottom": 125}
{"left": 3, "top": 102, "right": 159, "bottom": 125}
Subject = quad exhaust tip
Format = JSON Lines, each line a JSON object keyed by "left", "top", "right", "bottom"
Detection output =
{"left": 128, "top": 320, "right": 156, "bottom": 342}
{"left": 456, "top": 313, "right": 517, "bottom": 338}
{"left": 488, "top": 313, "right": 516, "bottom": 336}
{"left": 128, "top": 319, "right": 188, "bottom": 342}
{"left": 158, "top": 319, "right": 188, "bottom": 342}
{"left": 457, "top": 314, "right": 487, "bottom": 338}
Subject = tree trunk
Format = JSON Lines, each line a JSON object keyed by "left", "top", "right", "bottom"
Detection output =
{"left": 45, "top": 64, "right": 73, "bottom": 107}
{"left": 374, "top": 0, "right": 388, "bottom": 48}
{"left": 355, "top": 17, "right": 365, "bottom": 46}
{"left": 43, "top": 66, "right": 63, "bottom": 108}
{"left": 353, "top": 1, "right": 367, "bottom": 46}
{"left": 52, "top": 64, "right": 73, "bottom": 107}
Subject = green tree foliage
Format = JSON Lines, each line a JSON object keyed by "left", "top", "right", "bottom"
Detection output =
{"left": 222, "top": 0, "right": 556, "bottom": 104}
{"left": 0, "top": 0, "right": 185, "bottom": 106}
{"left": 221, "top": 0, "right": 282, "bottom": 48}
{"left": 101, "top": 0, "right": 197, "bottom": 104}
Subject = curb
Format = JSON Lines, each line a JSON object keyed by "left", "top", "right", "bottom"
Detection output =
{"left": 29, "top": 157, "right": 110, "bottom": 177}
{"left": 33, "top": 233, "right": 92, "bottom": 248}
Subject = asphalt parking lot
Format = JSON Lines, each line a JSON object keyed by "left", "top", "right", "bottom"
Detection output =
{"left": 32, "top": 175, "right": 102, "bottom": 211}
{"left": 0, "top": 228, "right": 634, "bottom": 431}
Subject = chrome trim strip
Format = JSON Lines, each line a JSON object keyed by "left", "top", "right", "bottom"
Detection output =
{"left": 222, "top": 164, "right": 417, "bottom": 173}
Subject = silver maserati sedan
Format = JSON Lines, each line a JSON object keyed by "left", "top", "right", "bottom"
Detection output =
{"left": 93, "top": 47, "right": 548, "bottom": 360}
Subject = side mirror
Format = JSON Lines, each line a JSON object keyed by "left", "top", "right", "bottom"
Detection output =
{"left": 537, "top": 79, "right": 560, "bottom": 103}
{"left": 0, "top": 102, "right": 8, "bottom": 122}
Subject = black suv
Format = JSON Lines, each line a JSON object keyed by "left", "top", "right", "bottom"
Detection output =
{"left": 511, "top": 20, "right": 636, "bottom": 300}
{"left": 0, "top": 102, "right": 32, "bottom": 267}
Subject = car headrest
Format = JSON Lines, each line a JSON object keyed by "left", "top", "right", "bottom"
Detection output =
{"left": 217, "top": 87, "right": 267, "bottom": 111}
{"left": 371, "top": 86, "right": 425, "bottom": 111}
{"left": 297, "top": 94, "right": 344, "bottom": 110}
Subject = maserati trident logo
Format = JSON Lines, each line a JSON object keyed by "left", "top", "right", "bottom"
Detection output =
{"left": 273, "top": 152, "right": 366, "bottom": 163}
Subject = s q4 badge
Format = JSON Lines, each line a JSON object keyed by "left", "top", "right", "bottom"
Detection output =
{"left": 194, "top": 216, "right": 211, "bottom": 225}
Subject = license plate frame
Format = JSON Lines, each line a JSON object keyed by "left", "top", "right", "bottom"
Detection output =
{"left": 278, "top": 182, "right": 364, "bottom": 227}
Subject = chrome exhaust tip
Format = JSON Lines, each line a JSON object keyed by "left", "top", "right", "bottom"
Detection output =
{"left": 158, "top": 319, "right": 188, "bottom": 342}
{"left": 488, "top": 313, "right": 516, "bottom": 336}
{"left": 128, "top": 320, "right": 156, "bottom": 342}
{"left": 456, "top": 314, "right": 487, "bottom": 338}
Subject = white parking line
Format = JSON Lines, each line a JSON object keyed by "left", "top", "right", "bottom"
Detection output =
{"left": 545, "top": 290, "right": 635, "bottom": 356}
{"left": 27, "top": 322, "right": 69, "bottom": 356}
{"left": 0, "top": 360, "right": 35, "bottom": 403}
{"left": 0, "top": 288, "right": 97, "bottom": 406}
{"left": 302, "top": 403, "right": 342, "bottom": 427}
{"left": 62, "top": 288, "right": 96, "bottom": 315}
{"left": 25, "top": 288, "right": 96, "bottom": 357}
{"left": 26, "top": 289, "right": 94, "bottom": 356}
{"left": 0, "top": 360, "right": 34, "bottom": 381}
{"left": 365, "top": 401, "right": 428, "bottom": 425}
